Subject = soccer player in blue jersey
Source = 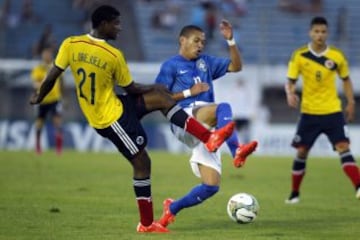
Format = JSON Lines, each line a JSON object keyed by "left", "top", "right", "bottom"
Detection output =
{"left": 155, "top": 21, "right": 258, "bottom": 228}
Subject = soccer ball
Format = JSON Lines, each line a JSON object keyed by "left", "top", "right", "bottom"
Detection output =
{"left": 227, "top": 192, "right": 260, "bottom": 224}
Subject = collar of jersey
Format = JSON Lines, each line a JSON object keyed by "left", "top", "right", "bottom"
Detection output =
{"left": 308, "top": 43, "right": 328, "bottom": 57}
{"left": 87, "top": 34, "right": 106, "bottom": 42}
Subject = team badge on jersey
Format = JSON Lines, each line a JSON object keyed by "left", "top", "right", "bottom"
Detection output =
{"left": 324, "top": 59, "right": 335, "bottom": 69}
{"left": 196, "top": 59, "right": 207, "bottom": 72}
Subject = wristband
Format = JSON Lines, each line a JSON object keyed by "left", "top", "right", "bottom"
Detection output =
{"left": 183, "top": 89, "right": 191, "bottom": 98}
{"left": 227, "top": 38, "right": 236, "bottom": 46}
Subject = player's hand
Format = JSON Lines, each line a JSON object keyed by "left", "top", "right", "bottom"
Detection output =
{"left": 219, "top": 19, "right": 233, "bottom": 40}
{"left": 345, "top": 102, "right": 355, "bottom": 122}
{"left": 286, "top": 92, "right": 299, "bottom": 109}
{"left": 29, "top": 92, "right": 41, "bottom": 105}
{"left": 190, "top": 83, "right": 209, "bottom": 96}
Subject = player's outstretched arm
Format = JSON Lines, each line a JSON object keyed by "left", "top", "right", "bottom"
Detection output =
{"left": 220, "top": 19, "right": 242, "bottom": 72}
{"left": 30, "top": 65, "right": 63, "bottom": 105}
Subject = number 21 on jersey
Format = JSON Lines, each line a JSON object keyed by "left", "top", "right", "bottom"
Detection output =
{"left": 77, "top": 67, "right": 96, "bottom": 105}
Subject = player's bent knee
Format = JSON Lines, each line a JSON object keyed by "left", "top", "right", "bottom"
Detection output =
{"left": 217, "top": 102, "right": 232, "bottom": 114}
{"left": 335, "top": 141, "right": 350, "bottom": 153}
{"left": 296, "top": 146, "right": 309, "bottom": 159}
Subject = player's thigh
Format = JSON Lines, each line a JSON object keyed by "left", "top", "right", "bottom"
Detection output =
{"left": 193, "top": 104, "right": 217, "bottom": 127}
{"left": 323, "top": 112, "right": 350, "bottom": 151}
{"left": 37, "top": 104, "right": 50, "bottom": 120}
{"left": 292, "top": 114, "right": 321, "bottom": 149}
{"left": 95, "top": 112, "right": 147, "bottom": 161}
{"left": 171, "top": 106, "right": 200, "bottom": 148}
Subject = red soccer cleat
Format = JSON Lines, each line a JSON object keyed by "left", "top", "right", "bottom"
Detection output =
{"left": 205, "top": 122, "right": 235, "bottom": 152}
{"left": 158, "top": 198, "right": 175, "bottom": 227}
{"left": 136, "top": 221, "right": 169, "bottom": 233}
{"left": 233, "top": 141, "right": 258, "bottom": 168}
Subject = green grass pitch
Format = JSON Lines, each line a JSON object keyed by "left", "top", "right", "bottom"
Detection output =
{"left": 0, "top": 150, "right": 359, "bottom": 240}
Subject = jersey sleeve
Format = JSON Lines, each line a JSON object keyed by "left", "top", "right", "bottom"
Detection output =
{"left": 55, "top": 37, "right": 72, "bottom": 70}
{"left": 287, "top": 51, "right": 300, "bottom": 81}
{"left": 155, "top": 61, "right": 175, "bottom": 89}
{"left": 337, "top": 52, "right": 350, "bottom": 79}
{"left": 113, "top": 51, "right": 133, "bottom": 87}
{"left": 206, "top": 55, "right": 231, "bottom": 80}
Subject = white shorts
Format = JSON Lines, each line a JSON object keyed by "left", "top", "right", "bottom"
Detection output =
{"left": 171, "top": 102, "right": 222, "bottom": 178}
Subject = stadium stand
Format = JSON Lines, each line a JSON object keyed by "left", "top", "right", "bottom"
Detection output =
{"left": 134, "top": 0, "right": 360, "bottom": 65}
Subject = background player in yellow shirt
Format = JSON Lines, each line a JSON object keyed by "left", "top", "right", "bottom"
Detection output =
{"left": 29, "top": 5, "right": 234, "bottom": 233}
{"left": 285, "top": 16, "right": 360, "bottom": 203}
{"left": 31, "top": 46, "right": 63, "bottom": 155}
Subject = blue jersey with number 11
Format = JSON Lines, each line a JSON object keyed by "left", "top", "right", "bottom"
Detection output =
{"left": 155, "top": 54, "right": 231, "bottom": 108}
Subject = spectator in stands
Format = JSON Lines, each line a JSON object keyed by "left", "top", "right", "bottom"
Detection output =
{"left": 0, "top": 0, "right": 20, "bottom": 28}
{"left": 204, "top": 0, "right": 217, "bottom": 40}
{"left": 31, "top": 46, "right": 64, "bottom": 155}
{"left": 151, "top": 10, "right": 177, "bottom": 30}
{"left": 335, "top": 6, "right": 348, "bottom": 46}
{"left": 219, "top": 0, "right": 248, "bottom": 17}
{"left": 151, "top": 0, "right": 182, "bottom": 30}
{"left": 32, "top": 24, "right": 57, "bottom": 58}
{"left": 20, "top": 0, "right": 38, "bottom": 24}
{"left": 278, "top": 0, "right": 323, "bottom": 14}
{"left": 191, "top": 0, "right": 218, "bottom": 40}
{"left": 0, "top": 0, "right": 10, "bottom": 27}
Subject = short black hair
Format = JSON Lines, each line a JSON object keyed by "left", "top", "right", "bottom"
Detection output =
{"left": 179, "top": 25, "right": 204, "bottom": 38}
{"left": 310, "top": 16, "right": 328, "bottom": 27}
{"left": 91, "top": 5, "right": 120, "bottom": 28}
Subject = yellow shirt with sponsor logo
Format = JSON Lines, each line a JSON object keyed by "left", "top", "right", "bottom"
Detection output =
{"left": 287, "top": 44, "right": 349, "bottom": 114}
{"left": 55, "top": 34, "right": 132, "bottom": 129}
{"left": 31, "top": 63, "right": 62, "bottom": 104}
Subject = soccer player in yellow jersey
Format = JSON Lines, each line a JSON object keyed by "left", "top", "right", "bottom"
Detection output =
{"left": 29, "top": 5, "right": 235, "bottom": 233}
{"left": 285, "top": 16, "right": 360, "bottom": 203}
{"left": 31, "top": 47, "right": 63, "bottom": 155}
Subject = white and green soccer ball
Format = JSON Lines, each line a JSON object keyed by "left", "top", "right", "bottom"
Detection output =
{"left": 227, "top": 193, "right": 260, "bottom": 224}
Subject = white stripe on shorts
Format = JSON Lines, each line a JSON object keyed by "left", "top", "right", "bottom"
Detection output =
{"left": 111, "top": 121, "right": 139, "bottom": 155}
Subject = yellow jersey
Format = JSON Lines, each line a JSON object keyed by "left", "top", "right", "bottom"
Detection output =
{"left": 31, "top": 63, "right": 62, "bottom": 104}
{"left": 55, "top": 34, "right": 132, "bottom": 129}
{"left": 287, "top": 44, "right": 349, "bottom": 114}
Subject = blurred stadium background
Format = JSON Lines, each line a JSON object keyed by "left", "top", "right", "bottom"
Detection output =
{"left": 1, "top": 0, "right": 360, "bottom": 155}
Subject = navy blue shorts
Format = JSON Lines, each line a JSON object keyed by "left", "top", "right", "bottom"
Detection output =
{"left": 95, "top": 94, "right": 148, "bottom": 160}
{"left": 36, "top": 101, "right": 62, "bottom": 119}
{"left": 291, "top": 112, "right": 349, "bottom": 150}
